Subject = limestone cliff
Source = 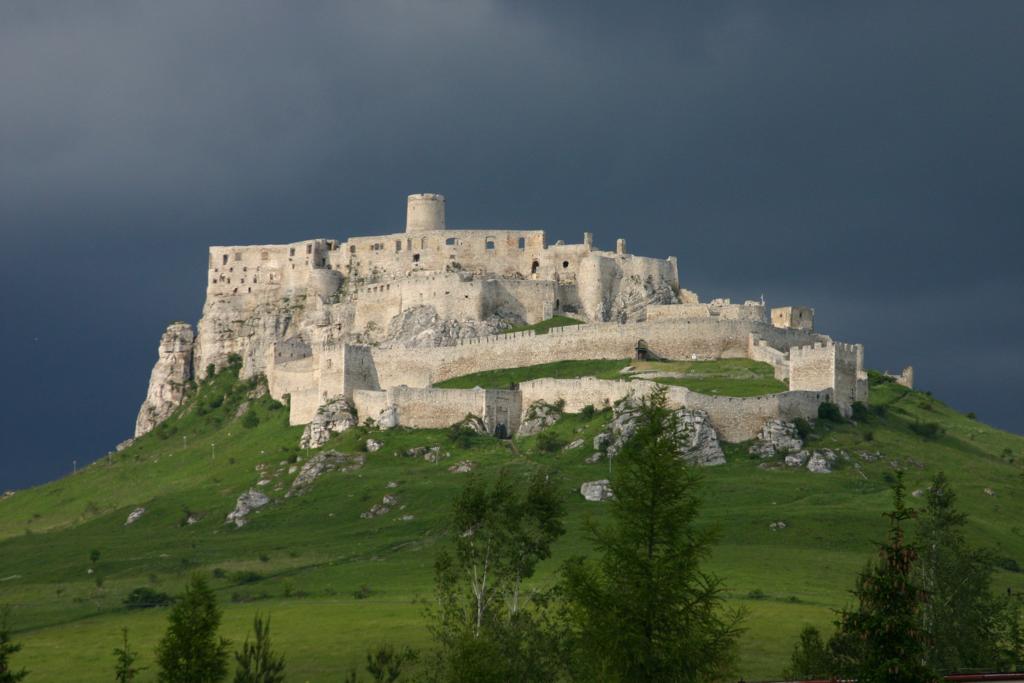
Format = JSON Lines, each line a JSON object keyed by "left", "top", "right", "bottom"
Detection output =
{"left": 135, "top": 322, "right": 195, "bottom": 437}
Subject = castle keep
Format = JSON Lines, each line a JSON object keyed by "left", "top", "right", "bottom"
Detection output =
{"left": 136, "top": 193, "right": 868, "bottom": 445}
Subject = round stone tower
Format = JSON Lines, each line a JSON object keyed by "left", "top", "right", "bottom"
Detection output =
{"left": 405, "top": 193, "right": 446, "bottom": 232}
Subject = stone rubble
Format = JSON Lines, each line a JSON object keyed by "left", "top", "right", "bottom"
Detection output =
{"left": 749, "top": 420, "right": 803, "bottom": 458}
{"left": 517, "top": 401, "right": 561, "bottom": 437}
{"left": 361, "top": 494, "right": 399, "bottom": 519}
{"left": 447, "top": 460, "right": 476, "bottom": 473}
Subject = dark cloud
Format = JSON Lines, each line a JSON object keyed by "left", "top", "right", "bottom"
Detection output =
{"left": 2, "top": 1, "right": 1022, "bottom": 489}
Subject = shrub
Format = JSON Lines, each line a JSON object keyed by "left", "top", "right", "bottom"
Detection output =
{"left": 553, "top": 398, "right": 566, "bottom": 413}
{"left": 353, "top": 584, "right": 373, "bottom": 599}
{"left": 871, "top": 403, "right": 889, "bottom": 418}
{"left": 536, "top": 431, "right": 566, "bottom": 453}
{"left": 232, "top": 571, "right": 263, "bottom": 585}
{"left": 994, "top": 556, "right": 1022, "bottom": 573}
{"left": 863, "top": 430, "right": 875, "bottom": 442}
{"left": 909, "top": 421, "right": 944, "bottom": 440}
{"left": 258, "top": 553, "right": 270, "bottom": 563}
{"left": 124, "top": 586, "right": 173, "bottom": 609}
{"left": 580, "top": 404, "right": 596, "bottom": 420}
{"left": 792, "top": 418, "right": 813, "bottom": 441}
{"left": 227, "top": 353, "right": 243, "bottom": 367}
{"left": 851, "top": 401, "right": 870, "bottom": 422}
{"left": 817, "top": 401, "right": 843, "bottom": 423}
{"left": 747, "top": 588, "right": 766, "bottom": 600}
{"left": 242, "top": 411, "right": 259, "bottom": 429}
{"left": 206, "top": 363, "right": 216, "bottom": 380}
{"left": 212, "top": 568, "right": 227, "bottom": 579}
{"left": 967, "top": 411, "right": 977, "bottom": 420}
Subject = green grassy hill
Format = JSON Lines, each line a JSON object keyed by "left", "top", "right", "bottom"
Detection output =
{"left": 1, "top": 362, "right": 1023, "bottom": 681}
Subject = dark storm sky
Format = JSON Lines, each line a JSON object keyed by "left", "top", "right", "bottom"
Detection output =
{"left": 2, "top": 2, "right": 1022, "bottom": 490}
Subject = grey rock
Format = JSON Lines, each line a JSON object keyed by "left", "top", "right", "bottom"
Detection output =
{"left": 785, "top": 451, "right": 810, "bottom": 468}
{"left": 300, "top": 397, "right": 357, "bottom": 449}
{"left": 361, "top": 494, "right": 399, "bottom": 519}
{"left": 402, "top": 446, "right": 448, "bottom": 463}
{"left": 135, "top": 322, "right": 195, "bottom": 437}
{"left": 806, "top": 451, "right": 835, "bottom": 474}
{"left": 518, "top": 401, "right": 561, "bottom": 437}
{"left": 124, "top": 507, "right": 146, "bottom": 526}
{"left": 448, "top": 460, "right": 476, "bottom": 473}
{"left": 383, "top": 305, "right": 515, "bottom": 348}
{"left": 565, "top": 438, "right": 585, "bottom": 450}
{"left": 366, "top": 439, "right": 383, "bottom": 452}
{"left": 580, "top": 479, "right": 614, "bottom": 502}
{"left": 585, "top": 452, "right": 604, "bottom": 464}
{"left": 592, "top": 398, "right": 725, "bottom": 467}
{"left": 287, "top": 450, "right": 365, "bottom": 497}
{"left": 769, "top": 520, "right": 787, "bottom": 531}
{"left": 226, "top": 489, "right": 270, "bottom": 528}
{"left": 750, "top": 420, "right": 803, "bottom": 458}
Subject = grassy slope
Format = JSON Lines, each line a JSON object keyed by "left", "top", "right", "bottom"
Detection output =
{"left": 1, "top": 368, "right": 1023, "bottom": 681}
{"left": 501, "top": 314, "right": 584, "bottom": 335}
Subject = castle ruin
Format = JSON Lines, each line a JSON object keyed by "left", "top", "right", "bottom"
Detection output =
{"left": 136, "top": 193, "right": 868, "bottom": 444}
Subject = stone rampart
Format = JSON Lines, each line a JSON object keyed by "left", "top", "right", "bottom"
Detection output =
{"left": 352, "top": 386, "right": 521, "bottom": 434}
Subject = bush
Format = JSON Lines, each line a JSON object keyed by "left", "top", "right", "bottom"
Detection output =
{"left": 258, "top": 553, "right": 270, "bottom": 563}
{"left": 227, "top": 353, "right": 243, "bottom": 367}
{"left": 212, "top": 568, "right": 227, "bottom": 579}
{"left": 353, "top": 584, "right": 373, "bottom": 599}
{"left": 208, "top": 395, "right": 224, "bottom": 409}
{"left": 746, "top": 588, "right": 767, "bottom": 600}
{"left": 863, "top": 430, "right": 875, "bottom": 442}
{"left": 124, "top": 586, "right": 173, "bottom": 609}
{"left": 241, "top": 411, "right": 259, "bottom": 429}
{"left": 580, "top": 404, "right": 596, "bottom": 420}
{"left": 536, "top": 431, "right": 566, "bottom": 453}
{"left": 993, "top": 556, "right": 1022, "bottom": 573}
{"left": 232, "top": 570, "right": 263, "bottom": 585}
{"left": 909, "top": 421, "right": 944, "bottom": 440}
{"left": 851, "top": 401, "right": 870, "bottom": 422}
{"left": 817, "top": 401, "right": 843, "bottom": 423}
{"left": 966, "top": 411, "right": 977, "bottom": 420}
{"left": 792, "top": 418, "right": 813, "bottom": 441}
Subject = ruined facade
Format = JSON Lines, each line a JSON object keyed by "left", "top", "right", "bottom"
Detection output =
{"left": 136, "top": 193, "right": 869, "bottom": 443}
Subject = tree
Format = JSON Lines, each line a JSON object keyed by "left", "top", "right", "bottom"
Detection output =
{"left": 561, "top": 388, "right": 744, "bottom": 682}
{"left": 365, "top": 643, "right": 417, "bottom": 683}
{"left": 155, "top": 574, "right": 230, "bottom": 683}
{"left": 425, "top": 467, "right": 566, "bottom": 682}
{"left": 233, "top": 613, "right": 285, "bottom": 683}
{"left": 830, "top": 473, "right": 937, "bottom": 682}
{"left": 114, "top": 627, "right": 144, "bottom": 683}
{"left": 0, "top": 607, "right": 27, "bottom": 683}
{"left": 782, "top": 626, "right": 831, "bottom": 679}
{"left": 915, "top": 472, "right": 1000, "bottom": 672}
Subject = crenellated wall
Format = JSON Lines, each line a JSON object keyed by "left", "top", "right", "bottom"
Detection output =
{"left": 351, "top": 386, "right": 521, "bottom": 434}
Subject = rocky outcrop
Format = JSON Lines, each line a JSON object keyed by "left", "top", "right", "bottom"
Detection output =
{"left": 383, "top": 305, "right": 514, "bottom": 348}
{"left": 226, "top": 489, "right": 270, "bottom": 528}
{"left": 517, "top": 401, "right": 561, "bottom": 437}
{"left": 361, "top": 494, "right": 399, "bottom": 519}
{"left": 749, "top": 420, "right": 804, "bottom": 458}
{"left": 594, "top": 398, "right": 725, "bottom": 467}
{"left": 286, "top": 450, "right": 365, "bottom": 497}
{"left": 448, "top": 460, "right": 476, "bottom": 473}
{"left": 135, "top": 322, "right": 195, "bottom": 437}
{"left": 402, "top": 446, "right": 449, "bottom": 463}
{"left": 300, "top": 398, "right": 357, "bottom": 449}
{"left": 609, "top": 274, "right": 678, "bottom": 323}
{"left": 580, "top": 480, "right": 613, "bottom": 502}
{"left": 124, "top": 507, "right": 146, "bottom": 526}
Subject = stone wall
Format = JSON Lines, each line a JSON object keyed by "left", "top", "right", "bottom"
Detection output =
{"left": 517, "top": 376, "right": 829, "bottom": 442}
{"left": 351, "top": 386, "right": 521, "bottom": 434}
{"left": 647, "top": 301, "right": 766, "bottom": 323}
{"left": 788, "top": 341, "right": 864, "bottom": 413}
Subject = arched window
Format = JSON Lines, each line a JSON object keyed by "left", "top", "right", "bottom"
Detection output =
{"left": 562, "top": 260, "right": 569, "bottom": 269}
{"left": 531, "top": 260, "right": 539, "bottom": 274}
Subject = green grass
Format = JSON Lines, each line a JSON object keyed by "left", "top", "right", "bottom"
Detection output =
{"left": 501, "top": 315, "right": 584, "bottom": 335}
{"left": 435, "top": 357, "right": 788, "bottom": 397}
{"left": 433, "top": 358, "right": 630, "bottom": 389}
{"left": 2, "top": 367, "right": 1024, "bottom": 681}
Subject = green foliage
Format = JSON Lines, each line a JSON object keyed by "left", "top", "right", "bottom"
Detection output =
{"left": 364, "top": 643, "right": 417, "bottom": 683}
{"left": 0, "top": 608, "right": 27, "bottom": 682}
{"left": 501, "top": 315, "right": 584, "bottom": 336}
{"left": 782, "top": 626, "right": 831, "bottom": 680}
{"left": 154, "top": 574, "right": 230, "bottom": 683}
{"left": 434, "top": 359, "right": 628, "bottom": 390}
{"left": 561, "top": 388, "right": 744, "bottom": 682}
{"left": 206, "top": 364, "right": 216, "bottom": 380}
{"left": 123, "top": 587, "right": 173, "bottom": 609}
{"left": 425, "top": 468, "right": 566, "bottom": 682}
{"left": 997, "top": 592, "right": 1024, "bottom": 670}
{"left": 851, "top": 401, "right": 870, "bottom": 422}
{"left": 89, "top": 549, "right": 100, "bottom": 564}
{"left": 114, "top": 627, "right": 143, "bottom": 683}
{"left": 792, "top": 417, "right": 813, "bottom": 440}
{"left": 535, "top": 431, "right": 565, "bottom": 454}
{"left": 580, "top": 405, "right": 596, "bottom": 420}
{"left": 829, "top": 474, "right": 937, "bottom": 682}
{"left": 817, "top": 401, "right": 843, "bottom": 423}
{"left": 232, "top": 613, "right": 285, "bottom": 683}
{"left": 909, "top": 421, "right": 944, "bottom": 440}
{"left": 241, "top": 412, "right": 259, "bottom": 429}
{"left": 231, "top": 571, "right": 263, "bottom": 585}
{"left": 915, "top": 472, "right": 1001, "bottom": 672}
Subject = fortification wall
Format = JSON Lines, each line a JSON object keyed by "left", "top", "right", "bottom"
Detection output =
{"left": 351, "top": 386, "right": 520, "bottom": 433}
{"left": 352, "top": 389, "right": 390, "bottom": 424}
{"left": 788, "top": 341, "right": 864, "bottom": 413}
{"left": 748, "top": 336, "right": 791, "bottom": 380}
{"left": 208, "top": 240, "right": 340, "bottom": 299}
{"left": 517, "top": 376, "right": 829, "bottom": 442}
{"left": 647, "top": 302, "right": 766, "bottom": 323}
{"left": 370, "top": 318, "right": 822, "bottom": 389}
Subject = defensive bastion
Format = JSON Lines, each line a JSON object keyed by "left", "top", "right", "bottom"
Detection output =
{"left": 135, "top": 193, "right": 868, "bottom": 445}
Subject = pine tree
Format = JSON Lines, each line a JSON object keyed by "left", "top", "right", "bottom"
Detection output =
{"left": 114, "top": 627, "right": 143, "bottom": 683}
{"left": 781, "top": 626, "right": 831, "bottom": 679}
{"left": 915, "top": 471, "right": 1000, "bottom": 672}
{"left": 0, "top": 607, "right": 27, "bottom": 683}
{"left": 155, "top": 574, "right": 230, "bottom": 683}
{"left": 233, "top": 613, "right": 285, "bottom": 683}
{"left": 561, "top": 388, "right": 744, "bottom": 682}
{"left": 830, "top": 473, "right": 937, "bottom": 682}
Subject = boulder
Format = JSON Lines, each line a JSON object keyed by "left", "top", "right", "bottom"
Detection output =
{"left": 806, "top": 451, "right": 836, "bottom": 474}
{"left": 448, "top": 460, "right": 476, "bottom": 473}
{"left": 124, "top": 507, "right": 146, "bottom": 526}
{"left": 366, "top": 439, "right": 383, "bottom": 453}
{"left": 749, "top": 420, "right": 803, "bottom": 458}
{"left": 453, "top": 414, "right": 488, "bottom": 434}
{"left": 580, "top": 479, "right": 614, "bottom": 502}
{"left": 402, "top": 446, "right": 448, "bottom": 463}
{"left": 785, "top": 451, "right": 810, "bottom": 468}
{"left": 361, "top": 494, "right": 398, "bottom": 519}
{"left": 300, "top": 398, "right": 357, "bottom": 449}
{"left": 286, "top": 451, "right": 365, "bottom": 497}
{"left": 769, "top": 520, "right": 787, "bottom": 531}
{"left": 565, "top": 438, "right": 585, "bottom": 451}
{"left": 226, "top": 489, "right": 270, "bottom": 528}
{"left": 592, "top": 398, "right": 725, "bottom": 466}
